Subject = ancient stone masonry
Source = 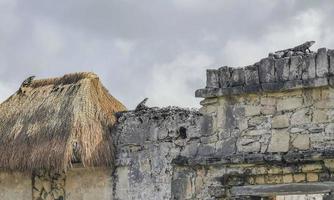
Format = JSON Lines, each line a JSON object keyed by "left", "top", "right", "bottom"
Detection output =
{"left": 4, "top": 45, "right": 334, "bottom": 199}
{"left": 112, "top": 107, "right": 212, "bottom": 200}
{"left": 110, "top": 45, "right": 334, "bottom": 199}
{"left": 32, "top": 169, "right": 65, "bottom": 200}
{"left": 196, "top": 47, "right": 334, "bottom": 98}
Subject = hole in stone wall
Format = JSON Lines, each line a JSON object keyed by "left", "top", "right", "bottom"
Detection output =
{"left": 179, "top": 127, "right": 187, "bottom": 139}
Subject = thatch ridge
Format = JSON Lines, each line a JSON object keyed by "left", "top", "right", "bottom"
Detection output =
{"left": 0, "top": 72, "right": 126, "bottom": 172}
{"left": 30, "top": 72, "right": 98, "bottom": 88}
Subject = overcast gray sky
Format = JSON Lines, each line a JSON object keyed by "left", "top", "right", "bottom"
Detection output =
{"left": 0, "top": 0, "right": 334, "bottom": 109}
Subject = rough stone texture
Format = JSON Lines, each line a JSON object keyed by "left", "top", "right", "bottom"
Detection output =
{"left": 316, "top": 48, "right": 328, "bottom": 77}
{"left": 275, "top": 57, "right": 290, "bottom": 81}
{"left": 112, "top": 107, "right": 208, "bottom": 200}
{"left": 195, "top": 47, "right": 334, "bottom": 98}
{"left": 268, "top": 129, "right": 290, "bottom": 152}
{"left": 32, "top": 169, "right": 65, "bottom": 200}
{"left": 259, "top": 58, "right": 275, "bottom": 83}
{"left": 231, "top": 68, "right": 245, "bottom": 87}
{"left": 206, "top": 69, "right": 220, "bottom": 88}
{"left": 289, "top": 56, "right": 303, "bottom": 80}
{"left": 272, "top": 114, "right": 290, "bottom": 128}
{"left": 329, "top": 49, "right": 334, "bottom": 76}
{"left": 108, "top": 84, "right": 334, "bottom": 199}
{"left": 302, "top": 53, "right": 316, "bottom": 80}
{"left": 219, "top": 66, "right": 232, "bottom": 88}
{"left": 245, "top": 65, "right": 259, "bottom": 85}
{"left": 5, "top": 45, "right": 334, "bottom": 200}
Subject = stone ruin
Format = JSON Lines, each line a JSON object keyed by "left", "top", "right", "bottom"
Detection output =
{"left": 111, "top": 43, "right": 334, "bottom": 199}
{"left": 2, "top": 43, "right": 334, "bottom": 200}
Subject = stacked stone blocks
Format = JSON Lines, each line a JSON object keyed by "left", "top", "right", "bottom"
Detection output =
{"left": 196, "top": 48, "right": 334, "bottom": 98}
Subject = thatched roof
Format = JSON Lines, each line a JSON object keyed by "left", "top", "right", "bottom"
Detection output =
{"left": 0, "top": 72, "right": 126, "bottom": 172}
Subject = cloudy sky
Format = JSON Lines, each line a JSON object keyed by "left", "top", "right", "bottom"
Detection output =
{"left": 0, "top": 0, "right": 333, "bottom": 109}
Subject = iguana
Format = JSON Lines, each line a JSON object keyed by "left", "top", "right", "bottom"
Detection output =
{"left": 18, "top": 75, "right": 36, "bottom": 94}
{"left": 135, "top": 98, "right": 149, "bottom": 111}
{"left": 21, "top": 76, "right": 36, "bottom": 87}
{"left": 273, "top": 41, "right": 315, "bottom": 58}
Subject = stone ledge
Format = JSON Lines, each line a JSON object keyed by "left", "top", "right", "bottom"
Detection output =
{"left": 230, "top": 182, "right": 333, "bottom": 197}
{"left": 196, "top": 48, "right": 334, "bottom": 98}
{"left": 172, "top": 149, "right": 334, "bottom": 166}
{"left": 195, "top": 77, "right": 331, "bottom": 98}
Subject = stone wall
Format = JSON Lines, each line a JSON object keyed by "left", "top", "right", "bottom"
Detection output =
{"left": 110, "top": 47, "right": 334, "bottom": 199}
{"left": 112, "top": 107, "right": 210, "bottom": 200}
{"left": 32, "top": 168, "right": 112, "bottom": 200}
{"left": 32, "top": 169, "right": 66, "bottom": 200}
{"left": 111, "top": 100, "right": 334, "bottom": 199}
{"left": 3, "top": 47, "right": 334, "bottom": 199}
{"left": 0, "top": 171, "right": 32, "bottom": 200}
{"left": 198, "top": 86, "right": 334, "bottom": 158}
{"left": 196, "top": 48, "right": 334, "bottom": 98}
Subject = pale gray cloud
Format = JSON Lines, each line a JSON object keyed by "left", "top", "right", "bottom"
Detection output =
{"left": 0, "top": 0, "right": 333, "bottom": 108}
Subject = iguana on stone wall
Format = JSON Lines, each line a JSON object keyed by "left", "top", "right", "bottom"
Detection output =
{"left": 135, "top": 98, "right": 149, "bottom": 111}
{"left": 18, "top": 75, "right": 36, "bottom": 94}
{"left": 21, "top": 76, "right": 36, "bottom": 87}
{"left": 271, "top": 41, "right": 315, "bottom": 58}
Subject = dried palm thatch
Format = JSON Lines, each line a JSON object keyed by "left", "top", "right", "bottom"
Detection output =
{"left": 0, "top": 72, "right": 126, "bottom": 172}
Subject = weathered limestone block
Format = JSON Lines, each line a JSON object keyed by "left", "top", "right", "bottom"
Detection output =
{"left": 244, "top": 65, "right": 259, "bottom": 85}
{"left": 301, "top": 163, "right": 322, "bottom": 172}
{"left": 290, "top": 108, "right": 311, "bottom": 125}
{"left": 206, "top": 69, "right": 219, "bottom": 88}
{"left": 231, "top": 68, "right": 245, "bottom": 86}
{"left": 260, "top": 105, "right": 275, "bottom": 115}
{"left": 302, "top": 53, "right": 316, "bottom": 80}
{"left": 289, "top": 56, "right": 303, "bottom": 80}
{"left": 255, "top": 176, "right": 265, "bottom": 184}
{"left": 42, "top": 179, "right": 51, "bottom": 192}
{"left": 316, "top": 48, "right": 328, "bottom": 77}
{"left": 268, "top": 129, "right": 290, "bottom": 152}
{"left": 197, "top": 143, "right": 216, "bottom": 156}
{"left": 325, "top": 123, "right": 334, "bottom": 134}
{"left": 237, "top": 138, "right": 261, "bottom": 152}
{"left": 291, "top": 134, "right": 310, "bottom": 150}
{"left": 313, "top": 109, "right": 328, "bottom": 123}
{"left": 272, "top": 114, "right": 290, "bottom": 128}
{"left": 314, "top": 99, "right": 334, "bottom": 109}
{"left": 323, "top": 194, "right": 334, "bottom": 200}
{"left": 293, "top": 173, "right": 306, "bottom": 183}
{"left": 324, "top": 159, "right": 334, "bottom": 170}
{"left": 260, "top": 97, "right": 276, "bottom": 106}
{"left": 282, "top": 174, "right": 293, "bottom": 183}
{"left": 259, "top": 58, "right": 275, "bottom": 83}
{"left": 267, "top": 167, "right": 283, "bottom": 174}
{"left": 200, "top": 134, "right": 218, "bottom": 144}
{"left": 34, "top": 176, "right": 43, "bottom": 192}
{"left": 32, "top": 170, "right": 66, "bottom": 200}
{"left": 277, "top": 97, "right": 302, "bottom": 111}
{"left": 322, "top": 88, "right": 334, "bottom": 99}
{"left": 275, "top": 57, "right": 290, "bottom": 81}
{"left": 289, "top": 127, "right": 304, "bottom": 133}
{"left": 219, "top": 66, "right": 232, "bottom": 88}
{"left": 306, "top": 173, "right": 318, "bottom": 182}
{"left": 181, "top": 143, "right": 199, "bottom": 157}
{"left": 171, "top": 168, "right": 195, "bottom": 200}
{"left": 242, "top": 129, "right": 268, "bottom": 136}
{"left": 215, "top": 138, "right": 237, "bottom": 156}
{"left": 248, "top": 116, "right": 268, "bottom": 128}
{"left": 245, "top": 105, "right": 261, "bottom": 116}
{"left": 266, "top": 174, "right": 283, "bottom": 184}
{"left": 329, "top": 49, "right": 334, "bottom": 76}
